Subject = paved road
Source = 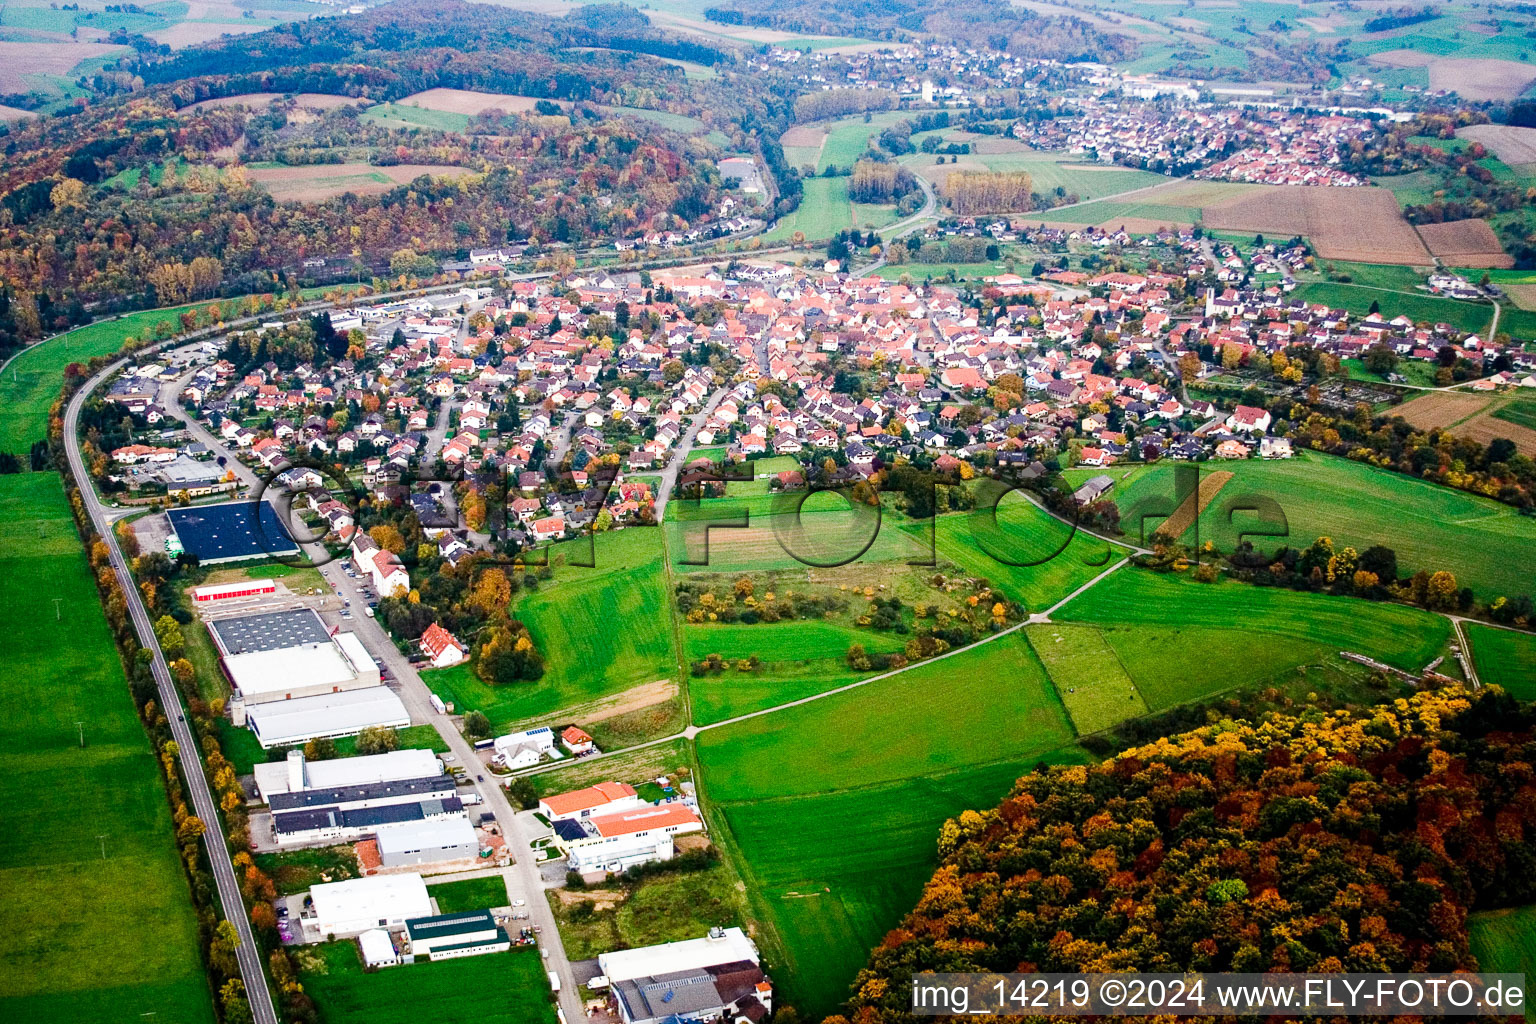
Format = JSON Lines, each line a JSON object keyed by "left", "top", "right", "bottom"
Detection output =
{"left": 851, "top": 167, "right": 937, "bottom": 276}
{"left": 652, "top": 386, "right": 730, "bottom": 525}
{"left": 67, "top": 359, "right": 280, "bottom": 1024}
{"left": 144, "top": 377, "right": 590, "bottom": 1021}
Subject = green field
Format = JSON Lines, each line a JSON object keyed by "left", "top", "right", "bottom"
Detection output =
{"left": 901, "top": 150, "right": 1166, "bottom": 203}
{"left": 698, "top": 634, "right": 1084, "bottom": 1017}
{"left": 362, "top": 102, "right": 472, "bottom": 132}
{"left": 1469, "top": 906, "right": 1536, "bottom": 1022}
{"left": 761, "top": 177, "right": 884, "bottom": 244}
{"left": 548, "top": 862, "right": 745, "bottom": 960}
{"left": 429, "top": 875, "right": 509, "bottom": 914}
{"left": 1464, "top": 623, "right": 1536, "bottom": 698}
{"left": 1493, "top": 395, "right": 1536, "bottom": 432}
{"left": 817, "top": 111, "right": 911, "bottom": 172}
{"left": 1292, "top": 282, "right": 1493, "bottom": 335}
{"left": 298, "top": 943, "right": 555, "bottom": 1024}
{"left": 923, "top": 493, "right": 1130, "bottom": 613}
{"left": 0, "top": 305, "right": 212, "bottom": 455}
{"left": 668, "top": 498, "right": 925, "bottom": 573}
{"left": 1026, "top": 623, "right": 1148, "bottom": 733}
{"left": 684, "top": 619, "right": 908, "bottom": 723}
{"left": 428, "top": 529, "right": 677, "bottom": 730}
{"left": 1078, "top": 452, "right": 1536, "bottom": 601}
{"left": 1056, "top": 568, "right": 1452, "bottom": 673}
{"left": 0, "top": 473, "right": 214, "bottom": 1023}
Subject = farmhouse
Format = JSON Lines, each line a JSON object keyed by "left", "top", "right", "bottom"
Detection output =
{"left": 419, "top": 623, "right": 468, "bottom": 667}
{"left": 404, "top": 910, "right": 510, "bottom": 960}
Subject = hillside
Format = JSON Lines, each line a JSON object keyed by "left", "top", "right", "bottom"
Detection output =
{"left": 835, "top": 688, "right": 1536, "bottom": 1021}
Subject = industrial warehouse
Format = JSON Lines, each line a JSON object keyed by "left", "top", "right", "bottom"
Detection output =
{"left": 164, "top": 499, "right": 299, "bottom": 563}
{"left": 204, "top": 607, "right": 410, "bottom": 748}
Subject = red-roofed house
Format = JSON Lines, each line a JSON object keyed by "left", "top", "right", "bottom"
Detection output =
{"left": 420, "top": 623, "right": 468, "bottom": 668}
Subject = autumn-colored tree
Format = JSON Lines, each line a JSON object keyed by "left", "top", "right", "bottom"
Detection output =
{"left": 369, "top": 523, "right": 407, "bottom": 553}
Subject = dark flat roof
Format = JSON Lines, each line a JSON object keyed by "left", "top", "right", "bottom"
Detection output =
{"left": 273, "top": 797, "right": 463, "bottom": 836}
{"left": 166, "top": 500, "right": 299, "bottom": 562}
{"left": 406, "top": 910, "right": 498, "bottom": 940}
{"left": 208, "top": 608, "right": 331, "bottom": 656}
{"left": 267, "top": 775, "right": 454, "bottom": 812}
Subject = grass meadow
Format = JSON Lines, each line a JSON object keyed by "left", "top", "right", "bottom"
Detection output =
{"left": 427, "top": 529, "right": 677, "bottom": 731}
{"left": 1026, "top": 623, "right": 1148, "bottom": 734}
{"left": 1464, "top": 623, "right": 1536, "bottom": 698}
{"left": 922, "top": 492, "right": 1130, "bottom": 612}
{"left": 0, "top": 472, "right": 214, "bottom": 1023}
{"left": 1072, "top": 452, "right": 1536, "bottom": 601}
{"left": 1469, "top": 906, "right": 1536, "bottom": 1022}
{"left": 297, "top": 942, "right": 555, "bottom": 1024}
{"left": 697, "top": 634, "right": 1085, "bottom": 1016}
{"left": 684, "top": 619, "right": 908, "bottom": 723}
{"left": 429, "top": 875, "right": 509, "bottom": 914}
{"left": 1055, "top": 568, "right": 1452, "bottom": 673}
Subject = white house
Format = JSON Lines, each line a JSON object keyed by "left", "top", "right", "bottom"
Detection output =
{"left": 419, "top": 623, "right": 468, "bottom": 668}
{"left": 1226, "top": 404, "right": 1272, "bottom": 434}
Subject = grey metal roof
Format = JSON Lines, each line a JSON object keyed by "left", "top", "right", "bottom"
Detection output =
{"left": 207, "top": 608, "right": 332, "bottom": 655}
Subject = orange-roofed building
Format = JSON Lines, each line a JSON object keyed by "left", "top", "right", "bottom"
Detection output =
{"left": 538, "top": 780, "right": 640, "bottom": 822}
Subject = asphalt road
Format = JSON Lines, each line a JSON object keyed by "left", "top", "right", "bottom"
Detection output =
{"left": 149, "top": 381, "right": 589, "bottom": 1022}
{"left": 66, "top": 359, "right": 281, "bottom": 1024}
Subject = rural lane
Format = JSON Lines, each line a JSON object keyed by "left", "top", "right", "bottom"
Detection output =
{"left": 66, "top": 358, "right": 281, "bottom": 1024}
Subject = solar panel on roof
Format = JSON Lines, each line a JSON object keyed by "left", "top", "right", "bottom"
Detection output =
{"left": 166, "top": 500, "right": 299, "bottom": 562}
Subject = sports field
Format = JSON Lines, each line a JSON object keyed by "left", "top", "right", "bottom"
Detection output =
{"left": 698, "top": 634, "right": 1085, "bottom": 1017}
{"left": 0, "top": 473, "right": 213, "bottom": 1023}
{"left": 1469, "top": 906, "right": 1536, "bottom": 1021}
{"left": 297, "top": 942, "right": 555, "bottom": 1024}
{"left": 1079, "top": 453, "right": 1536, "bottom": 601}
{"left": 1055, "top": 568, "right": 1453, "bottom": 673}
{"left": 1464, "top": 623, "right": 1536, "bottom": 698}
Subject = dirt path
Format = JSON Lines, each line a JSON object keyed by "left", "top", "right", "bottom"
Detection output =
{"left": 1156, "top": 470, "right": 1233, "bottom": 541}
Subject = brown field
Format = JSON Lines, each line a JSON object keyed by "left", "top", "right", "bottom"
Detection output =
{"left": 1204, "top": 185, "right": 1431, "bottom": 264}
{"left": 780, "top": 125, "right": 826, "bottom": 149}
{"left": 1505, "top": 285, "right": 1536, "bottom": 311}
{"left": 1454, "top": 409, "right": 1536, "bottom": 455}
{"left": 1457, "top": 124, "right": 1536, "bottom": 167}
{"left": 1393, "top": 391, "right": 1492, "bottom": 431}
{"left": 1367, "top": 48, "right": 1435, "bottom": 68}
{"left": 1097, "top": 215, "right": 1198, "bottom": 233}
{"left": 186, "top": 92, "right": 359, "bottom": 113}
{"left": 1153, "top": 470, "right": 1232, "bottom": 540}
{"left": 0, "top": 104, "right": 35, "bottom": 122}
{"left": 918, "top": 159, "right": 990, "bottom": 189}
{"left": 0, "top": 41, "right": 123, "bottom": 92}
{"left": 247, "top": 162, "right": 473, "bottom": 202}
{"left": 1415, "top": 220, "right": 1514, "bottom": 269}
{"left": 1430, "top": 60, "right": 1536, "bottom": 102}
{"left": 397, "top": 88, "right": 547, "bottom": 116}
{"left": 150, "top": 21, "right": 266, "bottom": 48}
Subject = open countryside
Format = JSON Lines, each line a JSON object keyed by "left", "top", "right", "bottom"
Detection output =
{"left": 4, "top": 2, "right": 1536, "bottom": 1024}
